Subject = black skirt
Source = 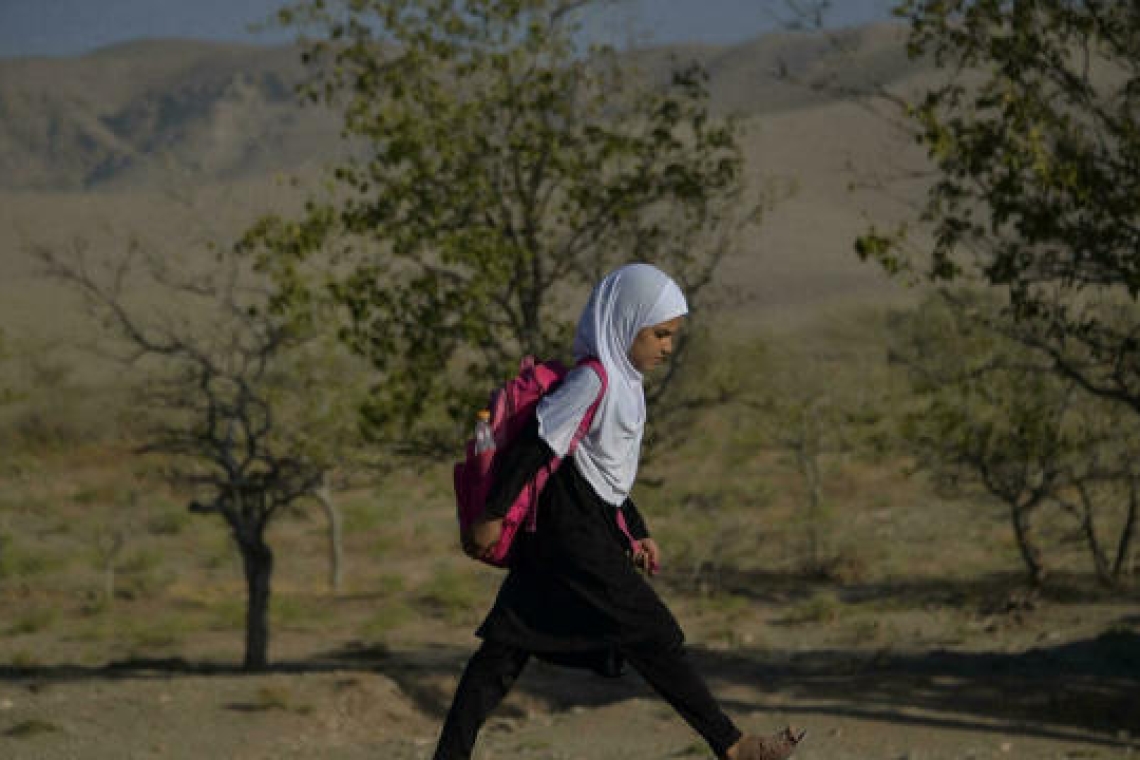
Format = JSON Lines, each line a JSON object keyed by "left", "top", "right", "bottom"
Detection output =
{"left": 476, "top": 423, "right": 684, "bottom": 673}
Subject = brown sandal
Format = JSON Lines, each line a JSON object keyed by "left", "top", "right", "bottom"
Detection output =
{"left": 726, "top": 727, "right": 805, "bottom": 760}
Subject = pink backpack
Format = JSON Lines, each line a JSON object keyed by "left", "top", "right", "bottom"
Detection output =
{"left": 454, "top": 356, "right": 607, "bottom": 567}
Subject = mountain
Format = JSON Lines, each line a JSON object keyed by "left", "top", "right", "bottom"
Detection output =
{"left": 0, "top": 40, "right": 339, "bottom": 191}
{"left": 0, "top": 24, "right": 933, "bottom": 343}
{"left": 630, "top": 22, "right": 916, "bottom": 117}
{"left": 0, "top": 25, "right": 918, "bottom": 192}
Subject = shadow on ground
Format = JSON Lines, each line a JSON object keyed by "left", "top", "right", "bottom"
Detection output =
{"left": 660, "top": 568, "right": 1131, "bottom": 610}
{"left": 695, "top": 630, "right": 1140, "bottom": 747}
{"left": 2, "top": 626, "right": 1136, "bottom": 750}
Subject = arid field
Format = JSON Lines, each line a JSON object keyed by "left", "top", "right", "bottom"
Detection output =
{"left": 0, "top": 24, "right": 1137, "bottom": 760}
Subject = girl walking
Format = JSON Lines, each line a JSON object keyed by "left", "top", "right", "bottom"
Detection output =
{"left": 434, "top": 263, "right": 803, "bottom": 760}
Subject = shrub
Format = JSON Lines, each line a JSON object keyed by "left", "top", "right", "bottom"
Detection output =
{"left": 4, "top": 719, "right": 61, "bottom": 737}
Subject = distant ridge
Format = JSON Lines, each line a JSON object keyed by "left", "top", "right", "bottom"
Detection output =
{"left": 621, "top": 22, "right": 913, "bottom": 121}
{"left": 0, "top": 23, "right": 914, "bottom": 192}
{"left": 0, "top": 39, "right": 335, "bottom": 190}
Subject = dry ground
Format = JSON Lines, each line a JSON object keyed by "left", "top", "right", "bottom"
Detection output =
{"left": 0, "top": 585, "right": 1136, "bottom": 759}
{"left": 1, "top": 30, "right": 1137, "bottom": 759}
{"left": 1, "top": 451, "right": 1137, "bottom": 760}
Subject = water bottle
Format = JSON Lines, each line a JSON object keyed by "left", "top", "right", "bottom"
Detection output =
{"left": 474, "top": 409, "right": 495, "bottom": 453}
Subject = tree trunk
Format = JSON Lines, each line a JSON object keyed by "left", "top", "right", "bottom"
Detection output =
{"left": 1075, "top": 484, "right": 1113, "bottom": 587}
{"left": 314, "top": 479, "right": 343, "bottom": 594}
{"left": 795, "top": 404, "right": 827, "bottom": 573}
{"left": 1011, "top": 498, "right": 1046, "bottom": 586}
{"left": 240, "top": 536, "right": 273, "bottom": 671}
{"left": 1113, "top": 478, "right": 1138, "bottom": 580}
{"left": 104, "top": 557, "right": 116, "bottom": 604}
{"left": 98, "top": 529, "right": 124, "bottom": 605}
{"left": 798, "top": 445, "right": 825, "bottom": 571}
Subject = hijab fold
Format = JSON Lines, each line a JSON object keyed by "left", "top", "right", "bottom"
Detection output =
{"left": 537, "top": 263, "right": 688, "bottom": 505}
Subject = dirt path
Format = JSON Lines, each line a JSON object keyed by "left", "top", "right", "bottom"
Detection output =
{"left": 2, "top": 626, "right": 1136, "bottom": 760}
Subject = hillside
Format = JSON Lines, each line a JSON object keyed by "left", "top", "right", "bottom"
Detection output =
{"left": 0, "top": 23, "right": 931, "bottom": 347}
{"left": 0, "top": 25, "right": 918, "bottom": 192}
{"left": 0, "top": 40, "right": 339, "bottom": 191}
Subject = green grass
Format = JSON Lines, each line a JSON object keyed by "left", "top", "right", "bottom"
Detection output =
{"left": 200, "top": 532, "right": 240, "bottom": 573}
{"left": 208, "top": 598, "right": 246, "bottom": 631}
{"left": 271, "top": 595, "right": 325, "bottom": 632}
{"left": 342, "top": 498, "right": 386, "bottom": 533}
{"left": 145, "top": 502, "right": 193, "bottom": 536}
{"left": 416, "top": 565, "right": 488, "bottom": 623}
{"left": 5, "top": 608, "right": 58, "bottom": 636}
{"left": 122, "top": 614, "right": 191, "bottom": 651}
{"left": 783, "top": 589, "right": 844, "bottom": 625}
{"left": 0, "top": 541, "right": 63, "bottom": 580}
{"left": 70, "top": 484, "right": 118, "bottom": 506}
{"left": 374, "top": 573, "right": 407, "bottom": 597}
{"left": 68, "top": 612, "right": 115, "bottom": 644}
{"left": 6, "top": 650, "right": 42, "bottom": 669}
{"left": 372, "top": 532, "right": 405, "bottom": 555}
{"left": 360, "top": 601, "right": 416, "bottom": 638}
{"left": 0, "top": 304, "right": 1132, "bottom": 679}
{"left": 117, "top": 549, "right": 174, "bottom": 599}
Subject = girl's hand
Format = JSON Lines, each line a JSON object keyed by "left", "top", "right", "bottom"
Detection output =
{"left": 463, "top": 518, "right": 503, "bottom": 559}
{"left": 633, "top": 538, "right": 660, "bottom": 576}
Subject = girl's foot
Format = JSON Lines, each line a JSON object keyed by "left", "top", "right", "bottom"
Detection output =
{"left": 724, "top": 727, "right": 805, "bottom": 760}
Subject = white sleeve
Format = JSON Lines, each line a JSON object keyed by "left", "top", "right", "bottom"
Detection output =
{"left": 536, "top": 365, "right": 604, "bottom": 458}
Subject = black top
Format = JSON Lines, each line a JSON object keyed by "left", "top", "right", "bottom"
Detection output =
{"left": 475, "top": 417, "right": 682, "bottom": 672}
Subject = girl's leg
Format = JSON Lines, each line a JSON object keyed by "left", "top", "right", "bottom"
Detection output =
{"left": 620, "top": 638, "right": 742, "bottom": 758}
{"left": 433, "top": 640, "right": 530, "bottom": 760}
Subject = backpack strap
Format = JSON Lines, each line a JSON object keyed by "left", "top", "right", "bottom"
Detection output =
{"left": 566, "top": 357, "right": 607, "bottom": 455}
{"left": 521, "top": 357, "right": 608, "bottom": 537}
{"left": 557, "top": 358, "right": 653, "bottom": 572}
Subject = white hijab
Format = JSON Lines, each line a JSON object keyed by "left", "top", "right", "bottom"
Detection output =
{"left": 537, "top": 263, "right": 688, "bottom": 505}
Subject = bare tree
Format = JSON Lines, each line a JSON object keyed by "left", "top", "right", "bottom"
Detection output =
{"left": 740, "top": 317, "right": 896, "bottom": 578}
{"left": 35, "top": 238, "right": 362, "bottom": 670}
{"left": 313, "top": 473, "right": 344, "bottom": 594}
{"left": 888, "top": 291, "right": 1140, "bottom": 587}
{"left": 1051, "top": 396, "right": 1140, "bottom": 587}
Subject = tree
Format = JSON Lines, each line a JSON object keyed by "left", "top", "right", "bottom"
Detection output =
{"left": 243, "top": 0, "right": 759, "bottom": 449}
{"left": 889, "top": 292, "right": 1072, "bottom": 585}
{"left": 738, "top": 315, "right": 896, "bottom": 578}
{"left": 270, "top": 336, "right": 375, "bottom": 595}
{"left": 758, "top": 382, "right": 841, "bottom": 576}
{"left": 1049, "top": 390, "right": 1140, "bottom": 586}
{"left": 858, "top": 1, "right": 1140, "bottom": 417}
{"left": 888, "top": 291, "right": 1139, "bottom": 587}
{"left": 36, "top": 239, "right": 365, "bottom": 670}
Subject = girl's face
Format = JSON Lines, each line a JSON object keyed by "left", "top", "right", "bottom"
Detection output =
{"left": 628, "top": 316, "right": 684, "bottom": 373}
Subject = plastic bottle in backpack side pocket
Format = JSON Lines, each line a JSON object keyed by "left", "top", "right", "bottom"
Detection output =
{"left": 474, "top": 409, "right": 495, "bottom": 454}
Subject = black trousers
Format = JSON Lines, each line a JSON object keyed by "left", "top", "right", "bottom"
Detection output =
{"left": 432, "top": 638, "right": 742, "bottom": 759}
